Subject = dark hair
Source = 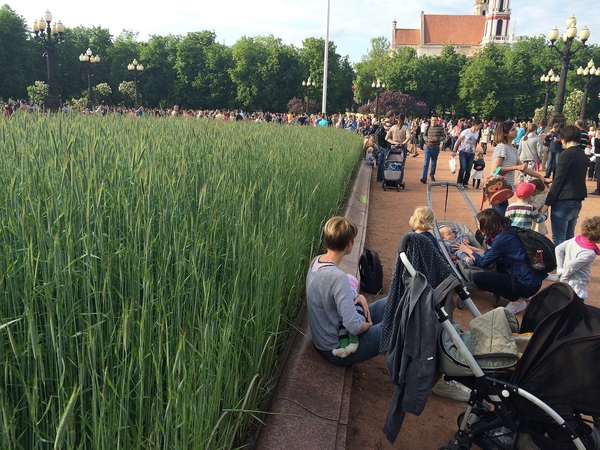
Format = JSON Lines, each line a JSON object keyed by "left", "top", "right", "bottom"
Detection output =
{"left": 529, "top": 178, "right": 545, "bottom": 193}
{"left": 476, "top": 208, "right": 511, "bottom": 237}
{"left": 494, "top": 120, "right": 514, "bottom": 145}
{"left": 473, "top": 118, "right": 483, "bottom": 126}
{"left": 559, "top": 125, "right": 582, "bottom": 144}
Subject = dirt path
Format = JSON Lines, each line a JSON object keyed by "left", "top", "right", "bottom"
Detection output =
{"left": 346, "top": 147, "right": 600, "bottom": 450}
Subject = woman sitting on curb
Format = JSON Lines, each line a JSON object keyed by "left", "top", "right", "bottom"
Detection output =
{"left": 454, "top": 209, "right": 547, "bottom": 314}
{"left": 306, "top": 216, "right": 387, "bottom": 366}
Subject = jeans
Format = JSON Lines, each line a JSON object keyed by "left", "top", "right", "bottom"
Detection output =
{"left": 492, "top": 199, "right": 509, "bottom": 216}
{"left": 472, "top": 271, "right": 541, "bottom": 302}
{"left": 320, "top": 297, "right": 387, "bottom": 366}
{"left": 376, "top": 146, "right": 389, "bottom": 182}
{"left": 545, "top": 151, "right": 560, "bottom": 178}
{"left": 550, "top": 199, "right": 582, "bottom": 246}
{"left": 457, "top": 152, "right": 475, "bottom": 186}
{"left": 422, "top": 146, "right": 440, "bottom": 180}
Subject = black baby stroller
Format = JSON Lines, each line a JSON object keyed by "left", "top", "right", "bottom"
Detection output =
{"left": 381, "top": 232, "right": 600, "bottom": 450}
{"left": 382, "top": 146, "right": 405, "bottom": 191}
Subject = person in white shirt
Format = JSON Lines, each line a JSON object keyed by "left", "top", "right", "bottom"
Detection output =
{"left": 452, "top": 119, "right": 483, "bottom": 189}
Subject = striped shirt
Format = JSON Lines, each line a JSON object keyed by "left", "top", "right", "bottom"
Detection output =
{"left": 491, "top": 143, "right": 519, "bottom": 188}
{"left": 505, "top": 201, "right": 547, "bottom": 229}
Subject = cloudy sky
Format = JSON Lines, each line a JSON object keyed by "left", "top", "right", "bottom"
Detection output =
{"left": 16, "top": 1, "right": 600, "bottom": 64}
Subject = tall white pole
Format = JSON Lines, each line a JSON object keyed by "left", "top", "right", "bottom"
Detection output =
{"left": 321, "top": 0, "right": 330, "bottom": 116}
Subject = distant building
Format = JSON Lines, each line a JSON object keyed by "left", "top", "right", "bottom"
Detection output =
{"left": 391, "top": 0, "right": 518, "bottom": 57}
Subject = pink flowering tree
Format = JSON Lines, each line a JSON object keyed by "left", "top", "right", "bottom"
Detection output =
{"left": 358, "top": 90, "right": 429, "bottom": 118}
{"left": 287, "top": 97, "right": 320, "bottom": 115}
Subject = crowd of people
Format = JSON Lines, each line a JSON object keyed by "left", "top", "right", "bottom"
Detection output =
{"left": 310, "top": 113, "right": 600, "bottom": 369}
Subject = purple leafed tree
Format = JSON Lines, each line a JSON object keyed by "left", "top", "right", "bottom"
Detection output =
{"left": 358, "top": 91, "right": 429, "bottom": 117}
{"left": 287, "top": 97, "right": 320, "bottom": 115}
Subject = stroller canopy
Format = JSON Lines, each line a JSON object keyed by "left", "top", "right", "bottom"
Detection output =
{"left": 511, "top": 283, "right": 600, "bottom": 418}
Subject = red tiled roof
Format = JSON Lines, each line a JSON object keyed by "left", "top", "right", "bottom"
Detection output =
{"left": 394, "top": 28, "right": 420, "bottom": 45}
{"left": 424, "top": 15, "right": 486, "bottom": 45}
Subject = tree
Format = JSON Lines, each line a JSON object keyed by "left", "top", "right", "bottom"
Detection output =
{"left": 0, "top": 5, "right": 34, "bottom": 99}
{"left": 298, "top": 37, "right": 354, "bottom": 114}
{"left": 357, "top": 90, "right": 428, "bottom": 117}
{"left": 230, "top": 35, "right": 301, "bottom": 111}
{"left": 141, "top": 34, "right": 181, "bottom": 108}
{"left": 93, "top": 82, "right": 113, "bottom": 105}
{"left": 353, "top": 37, "right": 391, "bottom": 104}
{"left": 459, "top": 44, "right": 508, "bottom": 118}
{"left": 26, "top": 81, "right": 48, "bottom": 105}
{"left": 176, "top": 31, "right": 236, "bottom": 109}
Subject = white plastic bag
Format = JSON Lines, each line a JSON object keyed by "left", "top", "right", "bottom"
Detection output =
{"left": 449, "top": 156, "right": 456, "bottom": 174}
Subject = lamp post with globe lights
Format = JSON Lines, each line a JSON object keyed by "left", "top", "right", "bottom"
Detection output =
{"left": 576, "top": 60, "right": 599, "bottom": 121}
{"left": 302, "top": 77, "right": 315, "bottom": 115}
{"left": 127, "top": 59, "right": 144, "bottom": 108}
{"left": 547, "top": 14, "right": 590, "bottom": 125}
{"left": 79, "top": 48, "right": 100, "bottom": 110}
{"left": 31, "top": 10, "right": 65, "bottom": 112}
{"left": 540, "top": 69, "right": 559, "bottom": 127}
{"left": 371, "top": 79, "right": 385, "bottom": 119}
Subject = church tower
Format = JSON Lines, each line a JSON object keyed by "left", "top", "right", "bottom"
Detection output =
{"left": 481, "top": 0, "right": 512, "bottom": 44}
{"left": 473, "top": 0, "right": 489, "bottom": 16}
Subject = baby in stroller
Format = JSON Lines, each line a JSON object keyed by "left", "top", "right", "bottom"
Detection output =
{"left": 439, "top": 225, "right": 484, "bottom": 265}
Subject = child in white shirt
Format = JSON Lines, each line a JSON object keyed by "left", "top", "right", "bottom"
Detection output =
{"left": 555, "top": 216, "right": 600, "bottom": 300}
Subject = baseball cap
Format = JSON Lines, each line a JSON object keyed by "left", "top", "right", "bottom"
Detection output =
{"left": 515, "top": 182, "right": 536, "bottom": 199}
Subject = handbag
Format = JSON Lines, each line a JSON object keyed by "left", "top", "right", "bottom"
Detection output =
{"left": 449, "top": 156, "right": 456, "bottom": 174}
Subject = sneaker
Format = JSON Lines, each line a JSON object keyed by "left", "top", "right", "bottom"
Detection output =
{"left": 462, "top": 185, "right": 469, "bottom": 190}
{"left": 431, "top": 379, "right": 471, "bottom": 402}
{"left": 505, "top": 300, "right": 527, "bottom": 314}
{"left": 590, "top": 191, "right": 600, "bottom": 196}
{"left": 546, "top": 273, "right": 559, "bottom": 281}
{"left": 430, "top": 176, "right": 436, "bottom": 181}
{"left": 420, "top": 178, "right": 427, "bottom": 184}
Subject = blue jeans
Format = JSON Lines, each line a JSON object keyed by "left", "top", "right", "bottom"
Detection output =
{"left": 473, "top": 271, "right": 541, "bottom": 301}
{"left": 545, "top": 151, "right": 560, "bottom": 178}
{"left": 550, "top": 199, "right": 582, "bottom": 246}
{"left": 422, "top": 146, "right": 440, "bottom": 180}
{"left": 492, "top": 199, "right": 509, "bottom": 216}
{"left": 457, "top": 152, "right": 475, "bottom": 186}
{"left": 320, "top": 297, "right": 387, "bottom": 366}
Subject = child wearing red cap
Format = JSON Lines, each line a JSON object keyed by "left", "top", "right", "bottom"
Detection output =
{"left": 505, "top": 182, "right": 548, "bottom": 229}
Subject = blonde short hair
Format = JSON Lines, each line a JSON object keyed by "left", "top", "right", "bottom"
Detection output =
{"left": 580, "top": 216, "right": 600, "bottom": 242}
{"left": 409, "top": 206, "right": 435, "bottom": 231}
{"left": 323, "top": 216, "right": 358, "bottom": 251}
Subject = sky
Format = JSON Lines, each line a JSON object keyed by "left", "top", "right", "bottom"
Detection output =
{"left": 14, "top": 1, "right": 600, "bottom": 65}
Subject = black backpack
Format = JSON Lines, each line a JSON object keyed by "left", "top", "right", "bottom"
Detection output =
{"left": 503, "top": 227, "right": 557, "bottom": 273}
{"left": 359, "top": 248, "right": 383, "bottom": 294}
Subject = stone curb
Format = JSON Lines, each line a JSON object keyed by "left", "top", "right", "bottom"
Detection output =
{"left": 254, "top": 161, "right": 372, "bottom": 450}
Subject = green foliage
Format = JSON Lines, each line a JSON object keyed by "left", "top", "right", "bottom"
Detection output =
{"left": 26, "top": 80, "right": 48, "bottom": 104}
{"left": 564, "top": 89, "right": 584, "bottom": 124}
{"left": 118, "top": 81, "right": 135, "bottom": 102}
{"left": 93, "top": 82, "right": 113, "bottom": 104}
{"left": 0, "top": 114, "right": 362, "bottom": 449}
{"left": 0, "top": 5, "right": 34, "bottom": 99}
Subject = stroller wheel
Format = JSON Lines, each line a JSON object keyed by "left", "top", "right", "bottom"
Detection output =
{"left": 396, "top": 184, "right": 400, "bottom": 192}
{"left": 383, "top": 182, "right": 387, "bottom": 191}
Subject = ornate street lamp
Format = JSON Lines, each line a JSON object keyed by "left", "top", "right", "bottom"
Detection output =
{"left": 127, "top": 59, "right": 144, "bottom": 108}
{"left": 576, "top": 59, "right": 600, "bottom": 121}
{"left": 371, "top": 79, "right": 385, "bottom": 119}
{"left": 79, "top": 48, "right": 100, "bottom": 110}
{"left": 31, "top": 10, "right": 65, "bottom": 112}
{"left": 302, "top": 77, "right": 315, "bottom": 115}
{"left": 547, "top": 15, "right": 590, "bottom": 125}
{"left": 539, "top": 69, "right": 559, "bottom": 127}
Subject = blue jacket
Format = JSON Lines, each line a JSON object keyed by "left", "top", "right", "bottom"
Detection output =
{"left": 473, "top": 226, "right": 547, "bottom": 287}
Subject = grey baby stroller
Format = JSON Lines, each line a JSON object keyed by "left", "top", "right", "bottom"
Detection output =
{"left": 382, "top": 232, "right": 600, "bottom": 450}
{"left": 382, "top": 146, "right": 405, "bottom": 191}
